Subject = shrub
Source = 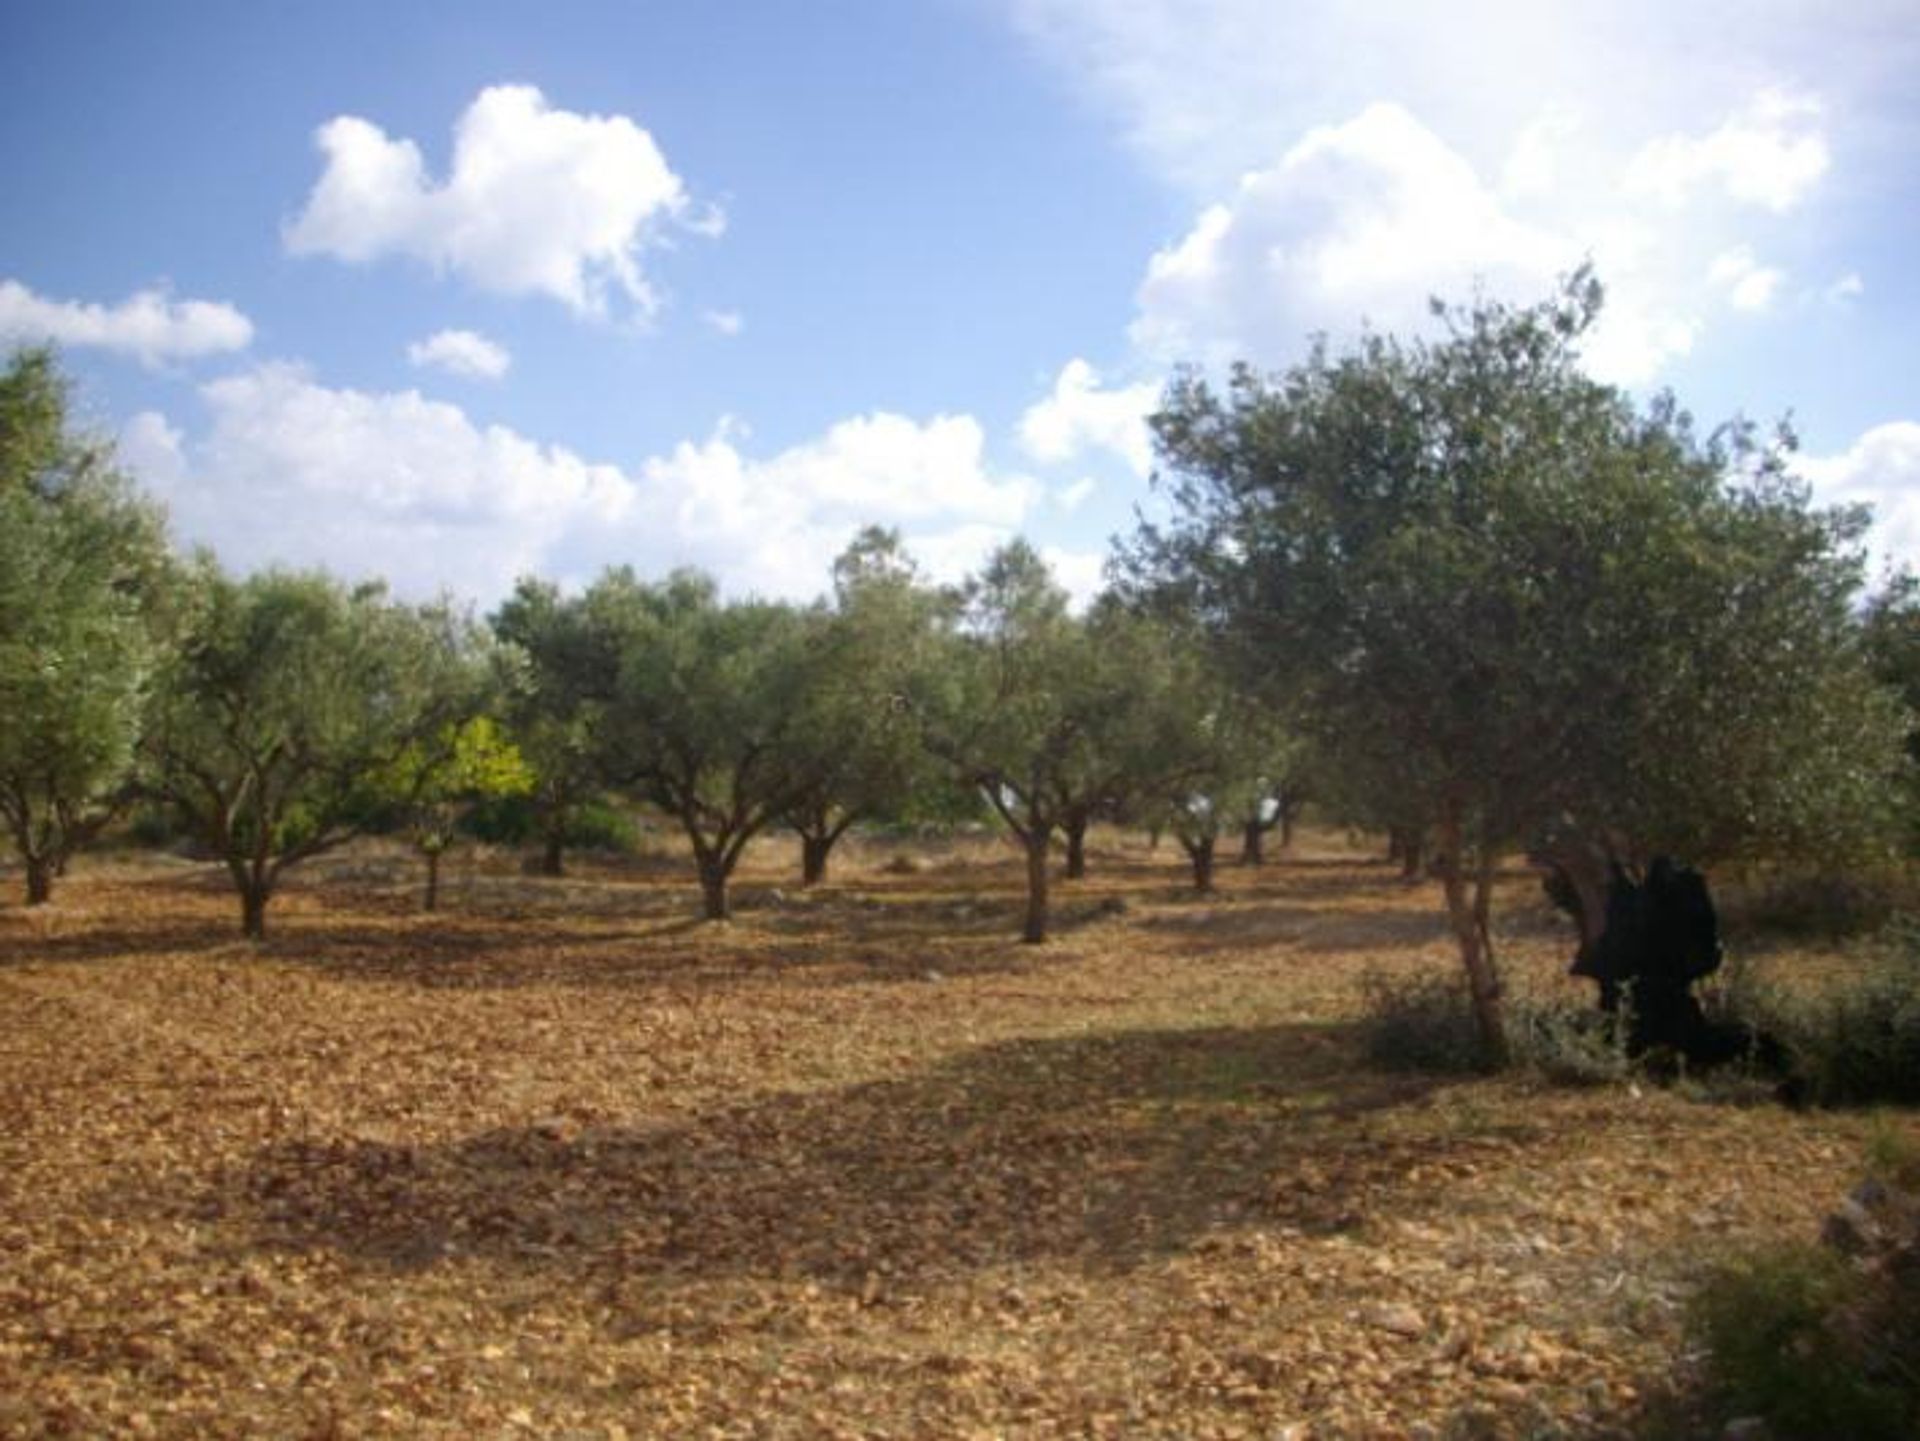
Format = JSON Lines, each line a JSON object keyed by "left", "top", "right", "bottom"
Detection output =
{"left": 1506, "top": 999, "right": 1635, "bottom": 1086}
{"left": 1688, "top": 1144, "right": 1920, "bottom": 1441}
{"left": 1722, "top": 868, "right": 1903, "bottom": 942}
{"left": 1358, "top": 970, "right": 1495, "bottom": 1074}
{"left": 1766, "top": 925, "right": 1920, "bottom": 1106}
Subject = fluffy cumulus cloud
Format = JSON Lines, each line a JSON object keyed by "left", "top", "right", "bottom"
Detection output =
{"left": 1706, "top": 247, "right": 1784, "bottom": 312}
{"left": 119, "top": 367, "right": 1044, "bottom": 605}
{"left": 1130, "top": 104, "right": 1576, "bottom": 368}
{"left": 406, "top": 328, "right": 511, "bottom": 379}
{"left": 1797, "top": 422, "right": 1920, "bottom": 577}
{"left": 0, "top": 279, "right": 252, "bottom": 366}
{"left": 1125, "top": 87, "right": 1852, "bottom": 385}
{"left": 1624, "top": 90, "right": 1829, "bottom": 212}
{"left": 1013, "top": 1, "right": 1909, "bottom": 390}
{"left": 285, "top": 85, "right": 708, "bottom": 318}
{"left": 1018, "top": 358, "right": 1159, "bottom": 477}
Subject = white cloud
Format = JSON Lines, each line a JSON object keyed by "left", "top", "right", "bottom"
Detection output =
{"left": 406, "top": 328, "right": 511, "bottom": 379}
{"left": 1707, "top": 246, "right": 1785, "bottom": 312}
{"left": 1624, "top": 90, "right": 1829, "bottom": 213}
{"left": 285, "top": 84, "right": 708, "bottom": 318}
{"left": 1797, "top": 422, "right": 1920, "bottom": 577}
{"left": 0, "top": 279, "right": 252, "bottom": 366}
{"left": 1825, "top": 272, "right": 1865, "bottom": 304}
{"left": 1055, "top": 476, "right": 1097, "bottom": 513}
{"left": 1013, "top": 2, "right": 1904, "bottom": 392}
{"left": 1019, "top": 358, "right": 1159, "bottom": 477}
{"left": 703, "top": 309, "right": 744, "bottom": 336}
{"left": 118, "top": 366, "right": 1041, "bottom": 605}
{"left": 1130, "top": 103, "right": 1577, "bottom": 366}
{"left": 1040, "top": 544, "right": 1109, "bottom": 608}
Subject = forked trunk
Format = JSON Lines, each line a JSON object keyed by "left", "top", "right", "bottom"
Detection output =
{"left": 1437, "top": 809, "right": 1507, "bottom": 1067}
{"left": 1022, "top": 829, "right": 1052, "bottom": 944}
{"left": 24, "top": 857, "right": 54, "bottom": 906}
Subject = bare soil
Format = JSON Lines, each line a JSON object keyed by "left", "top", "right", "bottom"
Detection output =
{"left": 0, "top": 831, "right": 1902, "bottom": 1438}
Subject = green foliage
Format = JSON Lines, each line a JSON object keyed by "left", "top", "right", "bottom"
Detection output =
{"left": 141, "top": 566, "right": 483, "bottom": 934}
{"left": 1690, "top": 1241, "right": 1918, "bottom": 1440}
{"left": 1357, "top": 971, "right": 1497, "bottom": 1075}
{"left": 779, "top": 529, "right": 947, "bottom": 880}
{"left": 489, "top": 575, "right": 625, "bottom": 873}
{"left": 582, "top": 567, "right": 824, "bottom": 918}
{"left": 0, "top": 347, "right": 169, "bottom": 901}
{"left": 1131, "top": 272, "right": 1906, "bottom": 1055}
{"left": 1764, "top": 927, "right": 1920, "bottom": 1106}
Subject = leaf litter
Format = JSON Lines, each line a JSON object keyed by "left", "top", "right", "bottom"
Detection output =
{"left": 0, "top": 834, "right": 1900, "bottom": 1437}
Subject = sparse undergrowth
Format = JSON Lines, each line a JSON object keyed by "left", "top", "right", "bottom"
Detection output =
{"left": 1683, "top": 1131, "right": 1920, "bottom": 1440}
{"left": 0, "top": 833, "right": 1909, "bottom": 1438}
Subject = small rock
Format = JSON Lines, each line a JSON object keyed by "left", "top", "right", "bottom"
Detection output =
{"left": 1721, "top": 1417, "right": 1771, "bottom": 1441}
{"left": 1822, "top": 1196, "right": 1880, "bottom": 1256}
{"left": 1362, "top": 1302, "right": 1426, "bottom": 1338}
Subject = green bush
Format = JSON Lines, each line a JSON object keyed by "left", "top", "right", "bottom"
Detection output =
{"left": 1722, "top": 868, "right": 1904, "bottom": 942}
{"left": 1358, "top": 970, "right": 1495, "bottom": 1074}
{"left": 1507, "top": 1000, "right": 1635, "bottom": 1086}
{"left": 1766, "top": 926, "right": 1920, "bottom": 1106}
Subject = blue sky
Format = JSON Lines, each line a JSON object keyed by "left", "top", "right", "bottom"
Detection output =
{"left": 3, "top": 0, "right": 1916, "bottom": 605}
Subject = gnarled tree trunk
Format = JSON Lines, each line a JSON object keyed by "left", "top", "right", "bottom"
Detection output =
{"left": 1023, "top": 828, "right": 1052, "bottom": 943}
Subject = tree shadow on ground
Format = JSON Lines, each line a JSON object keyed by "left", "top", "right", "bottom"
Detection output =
{"left": 143, "top": 1021, "right": 1545, "bottom": 1313}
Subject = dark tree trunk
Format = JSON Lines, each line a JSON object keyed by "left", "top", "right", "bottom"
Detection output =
{"left": 800, "top": 833, "right": 832, "bottom": 887}
{"left": 1241, "top": 820, "right": 1265, "bottom": 867}
{"left": 1437, "top": 810, "right": 1507, "bottom": 1068}
{"left": 240, "top": 882, "right": 270, "bottom": 939}
{"left": 1064, "top": 817, "right": 1089, "bottom": 880}
{"left": 539, "top": 831, "right": 565, "bottom": 878}
{"left": 1185, "top": 835, "right": 1216, "bottom": 893}
{"left": 1391, "top": 826, "right": 1424, "bottom": 879}
{"left": 1022, "top": 829, "right": 1051, "bottom": 944}
{"left": 424, "top": 849, "right": 442, "bottom": 912}
{"left": 24, "top": 857, "right": 54, "bottom": 906}
{"left": 1279, "top": 800, "right": 1298, "bottom": 852}
{"left": 698, "top": 853, "right": 731, "bottom": 922}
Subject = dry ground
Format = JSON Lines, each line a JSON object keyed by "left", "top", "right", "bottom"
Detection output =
{"left": 0, "top": 830, "right": 1905, "bottom": 1439}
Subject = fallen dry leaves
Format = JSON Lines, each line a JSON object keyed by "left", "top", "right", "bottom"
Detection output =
{"left": 0, "top": 833, "right": 1904, "bottom": 1438}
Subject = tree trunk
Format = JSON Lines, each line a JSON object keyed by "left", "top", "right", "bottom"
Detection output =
{"left": 698, "top": 853, "right": 731, "bottom": 922}
{"left": 24, "top": 856, "right": 53, "bottom": 906}
{"left": 539, "top": 831, "right": 565, "bottom": 878}
{"left": 1392, "top": 826, "right": 1424, "bottom": 879}
{"left": 240, "top": 881, "right": 270, "bottom": 939}
{"left": 800, "top": 832, "right": 832, "bottom": 887}
{"left": 1241, "top": 820, "right": 1265, "bottom": 867}
{"left": 1437, "top": 810, "right": 1507, "bottom": 1068}
{"left": 424, "top": 849, "right": 442, "bottom": 912}
{"left": 1279, "top": 800, "right": 1297, "bottom": 853}
{"left": 1186, "top": 835, "right": 1216, "bottom": 893}
{"left": 1064, "top": 817, "right": 1089, "bottom": 880}
{"left": 1022, "top": 828, "right": 1052, "bottom": 944}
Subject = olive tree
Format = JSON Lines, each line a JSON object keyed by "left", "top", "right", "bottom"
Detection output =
{"left": 1134, "top": 274, "right": 1904, "bottom": 1061}
{"left": 778, "top": 528, "right": 942, "bottom": 886}
{"left": 596, "top": 569, "right": 819, "bottom": 921}
{"left": 489, "top": 577, "right": 623, "bottom": 877}
{"left": 0, "top": 348, "right": 168, "bottom": 903}
{"left": 915, "top": 543, "right": 1201, "bottom": 941}
{"left": 141, "top": 567, "right": 483, "bottom": 937}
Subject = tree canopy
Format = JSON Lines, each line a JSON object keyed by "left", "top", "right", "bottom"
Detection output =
{"left": 1131, "top": 274, "right": 1905, "bottom": 1058}
{"left": 0, "top": 347, "right": 169, "bottom": 903}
